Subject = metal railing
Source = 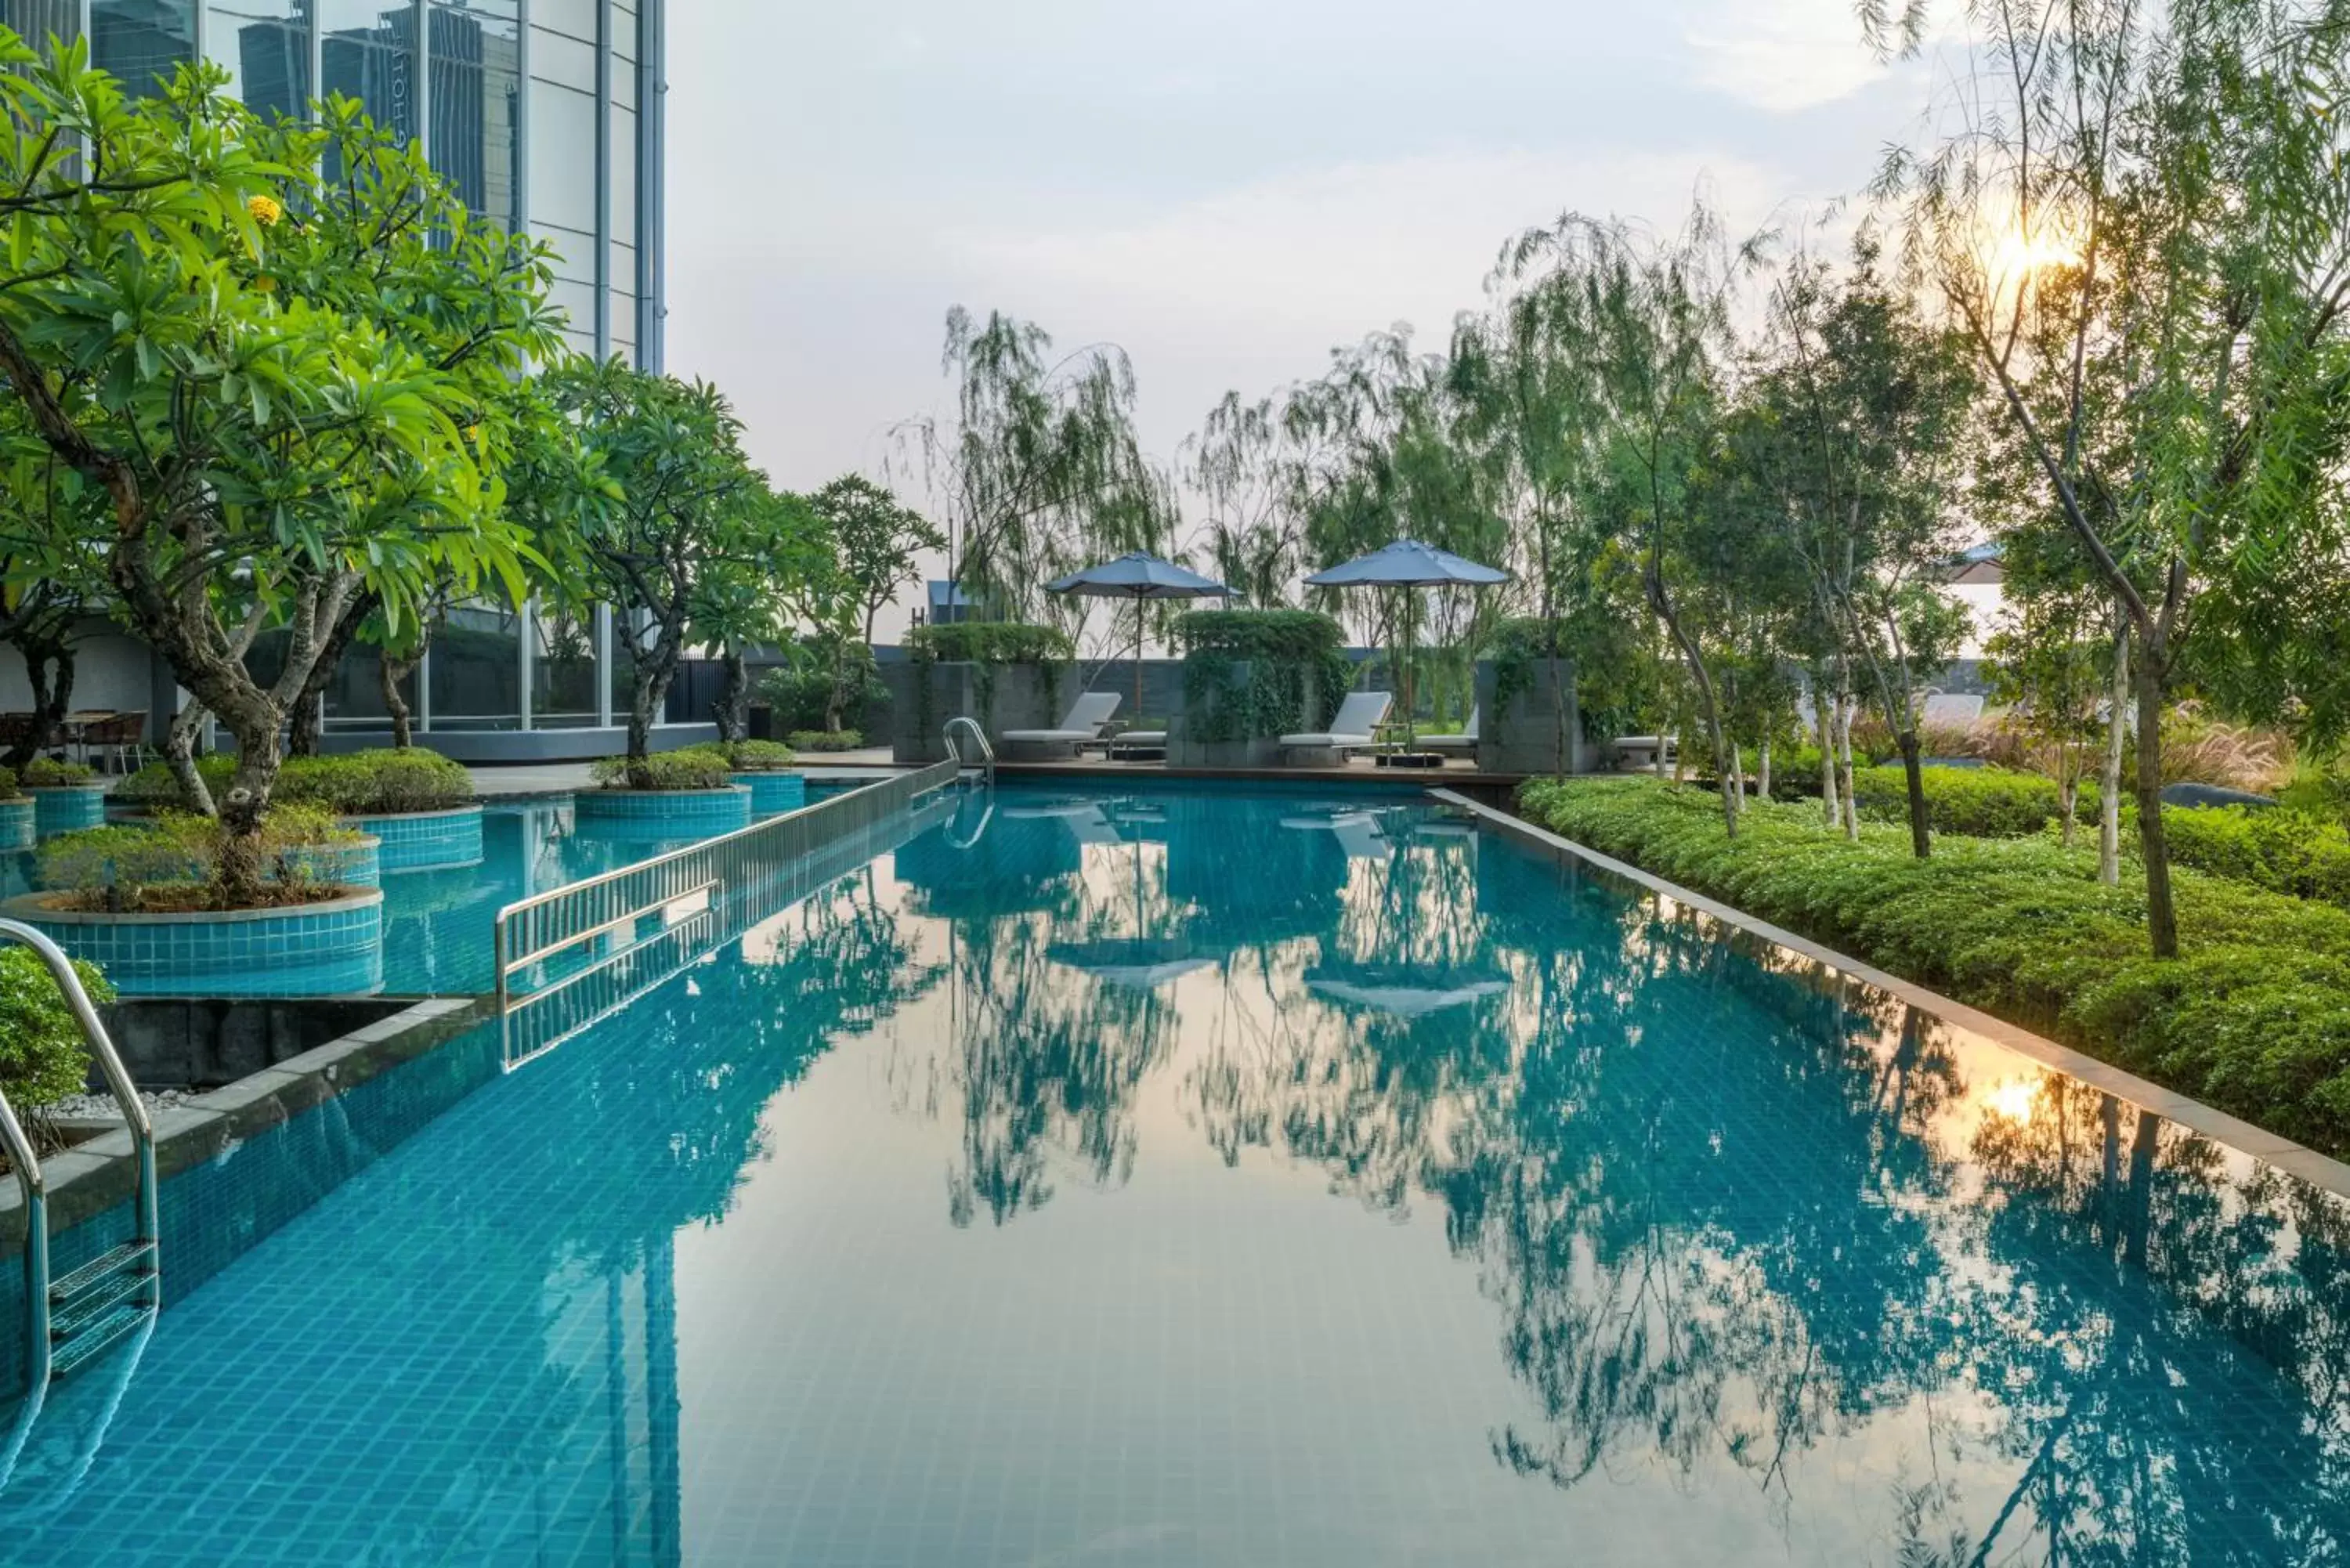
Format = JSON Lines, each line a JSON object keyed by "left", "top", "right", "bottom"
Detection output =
{"left": 0, "top": 920, "right": 158, "bottom": 1393}
{"left": 492, "top": 761, "right": 960, "bottom": 1060}
{"left": 944, "top": 717, "right": 995, "bottom": 787}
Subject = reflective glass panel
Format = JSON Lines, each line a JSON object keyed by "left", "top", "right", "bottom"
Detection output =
{"left": 428, "top": 599, "right": 519, "bottom": 730}
{"left": 0, "top": 2, "right": 81, "bottom": 53}
{"left": 425, "top": 0, "right": 519, "bottom": 228}
{"left": 318, "top": 0, "right": 412, "bottom": 145}
{"left": 531, "top": 602, "right": 601, "bottom": 729}
{"left": 204, "top": 0, "right": 309, "bottom": 121}
{"left": 92, "top": 0, "right": 196, "bottom": 99}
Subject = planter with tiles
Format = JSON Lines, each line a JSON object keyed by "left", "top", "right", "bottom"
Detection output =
{"left": 572, "top": 786, "right": 752, "bottom": 840}
{"left": 341, "top": 804, "right": 484, "bottom": 873}
{"left": 3, "top": 888, "right": 385, "bottom": 997}
{"left": 27, "top": 782, "right": 107, "bottom": 838}
{"left": 732, "top": 771, "right": 808, "bottom": 816}
{"left": 0, "top": 797, "right": 31, "bottom": 851}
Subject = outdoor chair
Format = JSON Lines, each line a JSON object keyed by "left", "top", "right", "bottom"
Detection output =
{"left": 1278, "top": 690, "right": 1394, "bottom": 765}
{"left": 86, "top": 710, "right": 150, "bottom": 774}
{"left": 999, "top": 691, "right": 1123, "bottom": 757}
{"left": 1419, "top": 706, "right": 1479, "bottom": 761}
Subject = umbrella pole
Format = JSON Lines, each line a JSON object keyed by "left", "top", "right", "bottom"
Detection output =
{"left": 1134, "top": 595, "right": 1144, "bottom": 723}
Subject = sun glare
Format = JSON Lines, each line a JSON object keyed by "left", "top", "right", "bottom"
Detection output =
{"left": 1984, "top": 222, "right": 2082, "bottom": 282}
{"left": 1983, "top": 1077, "right": 2042, "bottom": 1125}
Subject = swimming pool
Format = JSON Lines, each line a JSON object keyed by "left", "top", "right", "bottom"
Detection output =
{"left": 2, "top": 783, "right": 2345, "bottom": 1563}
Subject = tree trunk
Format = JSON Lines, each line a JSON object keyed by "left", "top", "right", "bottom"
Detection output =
{"left": 625, "top": 627, "right": 685, "bottom": 782}
{"left": 2132, "top": 652, "right": 2179, "bottom": 959}
{"left": 1757, "top": 734, "right": 1771, "bottom": 801}
{"left": 4, "top": 635, "right": 73, "bottom": 771}
{"left": 164, "top": 701, "right": 214, "bottom": 815}
{"left": 2099, "top": 622, "right": 2128, "bottom": 887}
{"left": 714, "top": 646, "right": 750, "bottom": 743}
{"left": 2059, "top": 770, "right": 2079, "bottom": 849}
{"left": 1836, "top": 688, "right": 1860, "bottom": 842}
{"left": 381, "top": 655, "right": 418, "bottom": 749}
{"left": 286, "top": 592, "right": 373, "bottom": 757}
{"left": 1896, "top": 728, "right": 1931, "bottom": 858}
{"left": 1817, "top": 696, "right": 1838, "bottom": 829}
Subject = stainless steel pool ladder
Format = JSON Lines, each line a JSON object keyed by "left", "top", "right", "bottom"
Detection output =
{"left": 943, "top": 717, "right": 995, "bottom": 789}
{"left": 0, "top": 921, "right": 160, "bottom": 1389}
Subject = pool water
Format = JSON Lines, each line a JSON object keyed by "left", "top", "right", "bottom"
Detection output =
{"left": 2, "top": 785, "right": 2347, "bottom": 1564}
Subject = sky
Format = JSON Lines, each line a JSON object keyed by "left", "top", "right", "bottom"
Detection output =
{"left": 663, "top": 0, "right": 1971, "bottom": 641}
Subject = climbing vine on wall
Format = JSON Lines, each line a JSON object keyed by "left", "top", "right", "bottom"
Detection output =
{"left": 1177, "top": 611, "right": 1351, "bottom": 743}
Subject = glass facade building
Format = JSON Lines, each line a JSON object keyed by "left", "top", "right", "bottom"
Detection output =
{"left": 0, "top": 1, "right": 682, "bottom": 756}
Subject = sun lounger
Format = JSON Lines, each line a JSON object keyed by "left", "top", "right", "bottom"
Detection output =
{"left": 999, "top": 692, "right": 1123, "bottom": 757}
{"left": 1278, "top": 691, "right": 1394, "bottom": 764}
{"left": 1418, "top": 706, "right": 1478, "bottom": 758}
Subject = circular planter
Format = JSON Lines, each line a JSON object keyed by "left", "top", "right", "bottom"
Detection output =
{"left": 732, "top": 771, "right": 808, "bottom": 816}
{"left": 27, "top": 782, "right": 107, "bottom": 838}
{"left": 0, "top": 797, "right": 31, "bottom": 851}
{"left": 573, "top": 785, "right": 752, "bottom": 840}
{"left": 4, "top": 887, "right": 385, "bottom": 997}
{"left": 341, "top": 804, "right": 485, "bottom": 873}
{"left": 33, "top": 835, "right": 381, "bottom": 892}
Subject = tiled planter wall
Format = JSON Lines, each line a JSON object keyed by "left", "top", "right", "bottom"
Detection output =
{"left": 291, "top": 836, "right": 383, "bottom": 890}
{"left": 572, "top": 786, "right": 751, "bottom": 839}
{"left": 30, "top": 783, "right": 107, "bottom": 837}
{"left": 734, "top": 771, "right": 808, "bottom": 815}
{"left": 5, "top": 891, "right": 385, "bottom": 997}
{"left": 344, "top": 805, "right": 485, "bottom": 873}
{"left": 0, "top": 797, "right": 31, "bottom": 851}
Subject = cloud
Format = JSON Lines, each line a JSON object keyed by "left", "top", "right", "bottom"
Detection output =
{"left": 1679, "top": 0, "right": 1912, "bottom": 113}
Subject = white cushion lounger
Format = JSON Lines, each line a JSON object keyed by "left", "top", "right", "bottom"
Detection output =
{"left": 1278, "top": 691, "right": 1395, "bottom": 762}
{"left": 1419, "top": 706, "right": 1479, "bottom": 754}
{"left": 999, "top": 692, "right": 1123, "bottom": 753}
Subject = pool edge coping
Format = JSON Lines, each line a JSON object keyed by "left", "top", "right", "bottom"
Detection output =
{"left": 1432, "top": 786, "right": 2350, "bottom": 1202}
{"left": 0, "top": 995, "right": 494, "bottom": 1253}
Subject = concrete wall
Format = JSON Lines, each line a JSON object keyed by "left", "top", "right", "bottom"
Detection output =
{"left": 0, "top": 625, "right": 168, "bottom": 734}
{"left": 1475, "top": 659, "right": 1591, "bottom": 775}
{"left": 884, "top": 662, "right": 1073, "bottom": 764}
{"left": 97, "top": 997, "right": 418, "bottom": 1091}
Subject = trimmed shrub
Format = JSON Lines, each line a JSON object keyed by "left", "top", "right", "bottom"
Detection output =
{"left": 0, "top": 765, "right": 18, "bottom": 801}
{"left": 2153, "top": 804, "right": 2350, "bottom": 909}
{"left": 1848, "top": 764, "right": 2097, "bottom": 838}
{"left": 22, "top": 757, "right": 94, "bottom": 787}
{"left": 38, "top": 804, "right": 360, "bottom": 912}
{"left": 113, "top": 749, "right": 471, "bottom": 815}
{"left": 716, "top": 739, "right": 797, "bottom": 772}
{"left": 591, "top": 750, "right": 735, "bottom": 791}
{"left": 1517, "top": 775, "right": 2350, "bottom": 1158}
{"left": 0, "top": 946, "right": 112, "bottom": 1120}
{"left": 788, "top": 729, "right": 866, "bottom": 753}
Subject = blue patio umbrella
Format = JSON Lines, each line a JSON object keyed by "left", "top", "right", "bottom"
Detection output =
{"left": 1047, "top": 552, "right": 1232, "bottom": 717}
{"left": 1305, "top": 539, "right": 1510, "bottom": 746}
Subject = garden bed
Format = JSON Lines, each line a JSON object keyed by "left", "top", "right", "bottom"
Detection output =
{"left": 1517, "top": 775, "right": 2350, "bottom": 1158}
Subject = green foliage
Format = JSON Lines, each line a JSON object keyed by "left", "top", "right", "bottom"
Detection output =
{"left": 758, "top": 659, "right": 887, "bottom": 737}
{"left": 788, "top": 730, "right": 866, "bottom": 753}
{"left": 39, "top": 807, "right": 358, "bottom": 912}
{"left": 903, "top": 623, "right": 1073, "bottom": 666}
{"left": 0, "top": 947, "right": 110, "bottom": 1115}
{"left": 808, "top": 475, "right": 945, "bottom": 640}
{"left": 115, "top": 750, "right": 468, "bottom": 815}
{"left": 715, "top": 740, "right": 798, "bottom": 773}
{"left": 21, "top": 757, "right": 93, "bottom": 787}
{"left": 0, "top": 765, "right": 17, "bottom": 800}
{"left": 591, "top": 750, "right": 736, "bottom": 792}
{"left": 1848, "top": 765, "right": 2095, "bottom": 839}
{"left": 1176, "top": 610, "right": 1352, "bottom": 742}
{"left": 1518, "top": 776, "right": 2350, "bottom": 1155}
{"left": 2149, "top": 806, "right": 2350, "bottom": 912}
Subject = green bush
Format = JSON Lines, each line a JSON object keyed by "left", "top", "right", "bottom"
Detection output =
{"left": 1848, "top": 764, "right": 2099, "bottom": 838}
{"left": 113, "top": 749, "right": 471, "bottom": 815}
{"left": 591, "top": 750, "right": 735, "bottom": 791}
{"left": 2153, "top": 804, "right": 2350, "bottom": 909}
{"left": 788, "top": 729, "right": 866, "bottom": 753}
{"left": 22, "top": 757, "right": 94, "bottom": 787}
{"left": 904, "top": 622, "right": 1072, "bottom": 666}
{"left": 38, "top": 805, "right": 360, "bottom": 912}
{"left": 757, "top": 657, "right": 888, "bottom": 735}
{"left": 1517, "top": 775, "right": 2350, "bottom": 1158}
{"left": 1175, "top": 609, "right": 1353, "bottom": 742}
{"left": 716, "top": 739, "right": 797, "bottom": 772}
{"left": 0, "top": 946, "right": 111, "bottom": 1117}
{"left": 0, "top": 765, "right": 18, "bottom": 801}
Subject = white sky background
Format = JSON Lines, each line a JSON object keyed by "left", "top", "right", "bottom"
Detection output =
{"left": 663, "top": 0, "right": 1974, "bottom": 646}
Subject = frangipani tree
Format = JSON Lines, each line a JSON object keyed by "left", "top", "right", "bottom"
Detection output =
{"left": 0, "top": 39, "right": 558, "bottom": 895}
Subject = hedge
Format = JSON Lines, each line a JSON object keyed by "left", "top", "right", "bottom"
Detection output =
{"left": 788, "top": 729, "right": 864, "bottom": 752}
{"left": 1517, "top": 775, "right": 2350, "bottom": 1158}
{"left": 0, "top": 946, "right": 112, "bottom": 1118}
{"left": 0, "top": 765, "right": 17, "bottom": 801}
{"left": 904, "top": 622, "right": 1072, "bottom": 666}
{"left": 1849, "top": 764, "right": 2097, "bottom": 838}
{"left": 591, "top": 750, "right": 734, "bottom": 791}
{"left": 116, "top": 748, "right": 472, "bottom": 815}
{"left": 39, "top": 804, "right": 360, "bottom": 912}
{"left": 21, "top": 757, "right": 94, "bottom": 787}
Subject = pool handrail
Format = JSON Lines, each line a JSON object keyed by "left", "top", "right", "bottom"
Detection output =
{"left": 494, "top": 760, "right": 961, "bottom": 1021}
{"left": 0, "top": 919, "right": 160, "bottom": 1393}
{"left": 944, "top": 717, "right": 994, "bottom": 788}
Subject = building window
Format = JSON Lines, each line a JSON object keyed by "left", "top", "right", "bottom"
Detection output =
{"left": 204, "top": 0, "right": 310, "bottom": 121}
{"left": 92, "top": 0, "right": 197, "bottom": 99}
{"left": 531, "top": 603, "right": 601, "bottom": 730}
{"left": 319, "top": 0, "right": 414, "bottom": 146}
{"left": 0, "top": 2, "right": 81, "bottom": 55}
{"left": 426, "top": 0, "right": 519, "bottom": 229}
{"left": 428, "top": 600, "right": 521, "bottom": 731}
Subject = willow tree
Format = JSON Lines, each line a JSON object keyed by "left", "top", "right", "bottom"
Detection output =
{"left": 895, "top": 308, "right": 1168, "bottom": 624}
{"left": 1874, "top": 0, "right": 2350, "bottom": 955}
{"left": 1498, "top": 209, "right": 1748, "bottom": 833}
{"left": 0, "top": 43, "right": 552, "bottom": 894}
{"left": 1180, "top": 392, "right": 1300, "bottom": 608}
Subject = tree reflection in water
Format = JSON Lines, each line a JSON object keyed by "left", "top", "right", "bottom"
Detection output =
{"left": 1174, "top": 805, "right": 2350, "bottom": 1561}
